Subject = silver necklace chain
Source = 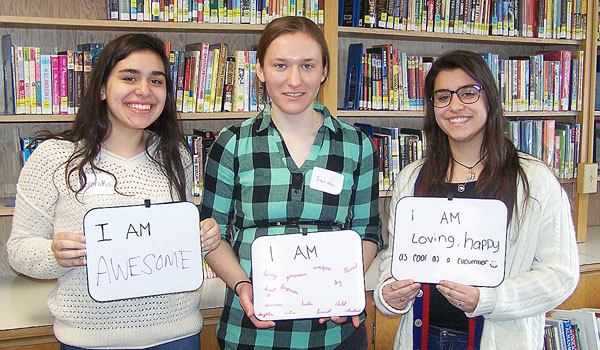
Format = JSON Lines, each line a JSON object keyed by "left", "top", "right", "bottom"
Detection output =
{"left": 452, "top": 153, "right": 487, "bottom": 192}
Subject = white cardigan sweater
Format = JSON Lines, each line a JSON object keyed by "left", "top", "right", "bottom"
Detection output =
{"left": 374, "top": 154, "right": 579, "bottom": 349}
{"left": 8, "top": 139, "right": 200, "bottom": 349}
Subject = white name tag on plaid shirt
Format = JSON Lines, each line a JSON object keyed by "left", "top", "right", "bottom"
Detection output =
{"left": 309, "top": 167, "right": 343, "bottom": 195}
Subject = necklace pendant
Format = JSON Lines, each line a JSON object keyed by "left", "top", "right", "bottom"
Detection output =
{"left": 467, "top": 170, "right": 475, "bottom": 182}
{"left": 457, "top": 183, "right": 466, "bottom": 193}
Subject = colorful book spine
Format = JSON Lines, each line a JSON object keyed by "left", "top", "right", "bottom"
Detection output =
{"left": 50, "top": 55, "right": 60, "bottom": 115}
{"left": 58, "top": 54, "right": 68, "bottom": 114}
{"left": 40, "top": 54, "right": 52, "bottom": 115}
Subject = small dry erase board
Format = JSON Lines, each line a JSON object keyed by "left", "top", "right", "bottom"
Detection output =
{"left": 83, "top": 201, "right": 203, "bottom": 302}
{"left": 251, "top": 230, "right": 365, "bottom": 321}
{"left": 392, "top": 197, "right": 508, "bottom": 287}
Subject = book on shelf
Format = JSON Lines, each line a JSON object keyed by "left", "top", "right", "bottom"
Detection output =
{"left": 343, "top": 43, "right": 363, "bottom": 110}
{"left": 40, "top": 54, "right": 52, "bottom": 115}
{"left": 19, "top": 137, "right": 39, "bottom": 166}
{"left": 1, "top": 34, "right": 15, "bottom": 115}
{"left": 51, "top": 55, "right": 60, "bottom": 115}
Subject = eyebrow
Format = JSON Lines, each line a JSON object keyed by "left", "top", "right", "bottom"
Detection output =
{"left": 117, "top": 68, "right": 166, "bottom": 77}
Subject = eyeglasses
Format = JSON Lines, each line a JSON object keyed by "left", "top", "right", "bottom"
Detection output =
{"left": 431, "top": 84, "right": 484, "bottom": 108}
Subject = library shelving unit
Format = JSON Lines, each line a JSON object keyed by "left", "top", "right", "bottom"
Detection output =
{"left": 320, "top": 5, "right": 597, "bottom": 243}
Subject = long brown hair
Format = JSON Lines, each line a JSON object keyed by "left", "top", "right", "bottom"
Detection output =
{"left": 421, "top": 50, "right": 529, "bottom": 225}
{"left": 37, "top": 34, "right": 187, "bottom": 201}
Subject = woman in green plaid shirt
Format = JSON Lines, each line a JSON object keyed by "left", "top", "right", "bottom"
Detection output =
{"left": 201, "top": 16, "right": 381, "bottom": 350}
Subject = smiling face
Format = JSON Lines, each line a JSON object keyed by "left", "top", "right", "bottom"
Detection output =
{"left": 433, "top": 68, "right": 489, "bottom": 151}
{"left": 101, "top": 50, "right": 167, "bottom": 138}
{"left": 256, "top": 32, "right": 328, "bottom": 118}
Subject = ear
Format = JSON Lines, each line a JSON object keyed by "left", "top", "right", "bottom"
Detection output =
{"left": 321, "top": 66, "right": 328, "bottom": 83}
{"left": 100, "top": 86, "right": 107, "bottom": 100}
{"left": 256, "top": 61, "right": 266, "bottom": 83}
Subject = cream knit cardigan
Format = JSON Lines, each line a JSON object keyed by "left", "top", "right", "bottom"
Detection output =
{"left": 374, "top": 154, "right": 579, "bottom": 350}
{"left": 8, "top": 139, "right": 201, "bottom": 349}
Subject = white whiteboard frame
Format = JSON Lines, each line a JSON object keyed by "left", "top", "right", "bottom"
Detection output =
{"left": 391, "top": 196, "right": 507, "bottom": 287}
{"left": 251, "top": 230, "right": 366, "bottom": 321}
{"left": 83, "top": 201, "right": 203, "bottom": 302}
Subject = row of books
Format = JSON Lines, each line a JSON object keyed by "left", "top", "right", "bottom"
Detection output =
{"left": 354, "top": 123, "right": 426, "bottom": 190}
{"left": 2, "top": 34, "right": 104, "bottom": 115}
{"left": 545, "top": 309, "right": 600, "bottom": 350}
{"left": 18, "top": 131, "right": 218, "bottom": 198}
{"left": 339, "top": 0, "right": 587, "bottom": 40}
{"left": 344, "top": 43, "right": 432, "bottom": 111}
{"left": 1, "top": 35, "right": 266, "bottom": 115}
{"left": 173, "top": 44, "right": 265, "bottom": 114}
{"left": 106, "top": 0, "right": 325, "bottom": 24}
{"left": 343, "top": 44, "right": 583, "bottom": 113}
{"left": 184, "top": 129, "right": 218, "bottom": 197}
{"left": 504, "top": 119, "right": 580, "bottom": 180}
{"left": 480, "top": 50, "right": 584, "bottom": 112}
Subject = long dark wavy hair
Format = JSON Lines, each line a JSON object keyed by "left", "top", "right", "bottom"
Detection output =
{"left": 37, "top": 33, "right": 187, "bottom": 201}
{"left": 421, "top": 50, "right": 529, "bottom": 227}
{"left": 255, "top": 16, "right": 330, "bottom": 106}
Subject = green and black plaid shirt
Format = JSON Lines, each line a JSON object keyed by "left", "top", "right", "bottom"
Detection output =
{"left": 200, "top": 103, "right": 381, "bottom": 349}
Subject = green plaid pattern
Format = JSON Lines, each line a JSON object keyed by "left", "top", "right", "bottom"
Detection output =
{"left": 200, "top": 103, "right": 381, "bottom": 349}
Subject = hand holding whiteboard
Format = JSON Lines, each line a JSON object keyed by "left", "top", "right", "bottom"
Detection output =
{"left": 251, "top": 230, "right": 365, "bottom": 321}
{"left": 391, "top": 197, "right": 507, "bottom": 287}
{"left": 83, "top": 201, "right": 203, "bottom": 302}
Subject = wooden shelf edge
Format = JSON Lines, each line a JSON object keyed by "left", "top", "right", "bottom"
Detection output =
{"left": 0, "top": 112, "right": 255, "bottom": 123}
{"left": 0, "top": 15, "right": 265, "bottom": 32}
{"left": 0, "top": 204, "right": 14, "bottom": 217}
{"left": 337, "top": 110, "right": 580, "bottom": 118}
{"left": 338, "top": 26, "right": 583, "bottom": 45}
{"left": 337, "top": 110, "right": 423, "bottom": 118}
{"left": 0, "top": 326, "right": 54, "bottom": 344}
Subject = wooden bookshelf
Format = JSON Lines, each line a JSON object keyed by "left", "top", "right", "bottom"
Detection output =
{"left": 337, "top": 110, "right": 580, "bottom": 118}
{"left": 0, "top": 112, "right": 256, "bottom": 123}
{"left": 337, "top": 26, "right": 584, "bottom": 46}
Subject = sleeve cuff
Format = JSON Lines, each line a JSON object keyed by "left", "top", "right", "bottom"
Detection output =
{"left": 466, "top": 287, "right": 495, "bottom": 318}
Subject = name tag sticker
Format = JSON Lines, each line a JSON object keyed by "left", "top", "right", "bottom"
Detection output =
{"left": 82, "top": 172, "right": 116, "bottom": 196}
{"left": 309, "top": 167, "right": 343, "bottom": 195}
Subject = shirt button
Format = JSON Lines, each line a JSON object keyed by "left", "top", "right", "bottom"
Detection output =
{"left": 441, "top": 330, "right": 449, "bottom": 339}
{"left": 417, "top": 289, "right": 423, "bottom": 298}
{"left": 414, "top": 319, "right": 422, "bottom": 327}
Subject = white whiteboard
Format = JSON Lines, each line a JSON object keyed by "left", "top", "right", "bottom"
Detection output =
{"left": 391, "top": 197, "right": 507, "bottom": 287}
{"left": 251, "top": 230, "right": 365, "bottom": 321}
{"left": 83, "top": 201, "right": 203, "bottom": 302}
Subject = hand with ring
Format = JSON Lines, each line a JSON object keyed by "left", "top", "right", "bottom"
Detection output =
{"left": 381, "top": 279, "right": 422, "bottom": 310}
{"left": 436, "top": 280, "right": 480, "bottom": 313}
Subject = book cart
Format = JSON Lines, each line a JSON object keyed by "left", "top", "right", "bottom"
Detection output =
{"left": 0, "top": 1, "right": 599, "bottom": 349}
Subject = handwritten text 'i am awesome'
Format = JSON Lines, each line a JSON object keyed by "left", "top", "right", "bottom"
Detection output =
{"left": 93, "top": 222, "right": 192, "bottom": 286}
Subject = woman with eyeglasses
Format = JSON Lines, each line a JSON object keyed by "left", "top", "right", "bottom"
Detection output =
{"left": 373, "top": 50, "right": 579, "bottom": 349}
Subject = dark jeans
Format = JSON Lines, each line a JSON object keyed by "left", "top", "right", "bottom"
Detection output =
{"left": 427, "top": 325, "right": 469, "bottom": 350}
{"left": 60, "top": 333, "right": 200, "bottom": 350}
{"left": 335, "top": 322, "right": 367, "bottom": 350}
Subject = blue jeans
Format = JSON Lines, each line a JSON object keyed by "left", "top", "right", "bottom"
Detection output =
{"left": 428, "top": 325, "right": 469, "bottom": 350}
{"left": 60, "top": 333, "right": 200, "bottom": 350}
